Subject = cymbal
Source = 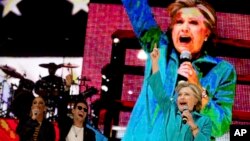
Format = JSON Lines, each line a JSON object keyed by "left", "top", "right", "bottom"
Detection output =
{"left": 60, "top": 63, "right": 78, "bottom": 68}
{"left": 0, "top": 65, "right": 15, "bottom": 71}
{"left": 39, "top": 63, "right": 61, "bottom": 69}
{"left": 0, "top": 65, "right": 24, "bottom": 79}
{"left": 77, "top": 76, "right": 91, "bottom": 81}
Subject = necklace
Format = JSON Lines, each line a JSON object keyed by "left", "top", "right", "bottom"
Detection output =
{"left": 72, "top": 126, "right": 83, "bottom": 138}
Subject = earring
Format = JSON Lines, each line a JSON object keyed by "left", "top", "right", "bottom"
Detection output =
{"left": 204, "top": 37, "right": 208, "bottom": 41}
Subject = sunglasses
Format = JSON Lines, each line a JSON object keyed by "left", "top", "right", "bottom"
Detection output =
{"left": 76, "top": 106, "right": 88, "bottom": 112}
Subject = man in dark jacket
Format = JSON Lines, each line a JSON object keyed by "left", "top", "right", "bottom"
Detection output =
{"left": 58, "top": 96, "right": 96, "bottom": 141}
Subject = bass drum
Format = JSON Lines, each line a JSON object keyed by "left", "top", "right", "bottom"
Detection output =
{"left": 35, "top": 79, "right": 65, "bottom": 98}
{"left": 46, "top": 80, "right": 65, "bottom": 97}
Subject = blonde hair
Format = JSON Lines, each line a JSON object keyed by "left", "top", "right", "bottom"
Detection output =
{"left": 175, "top": 81, "right": 203, "bottom": 112}
{"left": 167, "top": 0, "right": 216, "bottom": 34}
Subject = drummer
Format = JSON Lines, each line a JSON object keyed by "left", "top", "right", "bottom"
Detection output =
{"left": 41, "top": 63, "right": 63, "bottom": 85}
{"left": 38, "top": 63, "right": 66, "bottom": 97}
{"left": 37, "top": 62, "right": 70, "bottom": 121}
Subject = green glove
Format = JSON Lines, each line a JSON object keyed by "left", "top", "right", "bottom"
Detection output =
{"left": 139, "top": 27, "right": 162, "bottom": 53}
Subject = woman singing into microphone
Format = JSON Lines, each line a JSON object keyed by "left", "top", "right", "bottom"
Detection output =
{"left": 148, "top": 70, "right": 212, "bottom": 140}
{"left": 139, "top": 45, "right": 212, "bottom": 140}
{"left": 122, "top": 0, "right": 236, "bottom": 140}
{"left": 16, "top": 96, "right": 55, "bottom": 141}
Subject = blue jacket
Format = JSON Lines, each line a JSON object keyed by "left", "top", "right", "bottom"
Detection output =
{"left": 121, "top": 0, "right": 236, "bottom": 140}
{"left": 147, "top": 71, "right": 212, "bottom": 141}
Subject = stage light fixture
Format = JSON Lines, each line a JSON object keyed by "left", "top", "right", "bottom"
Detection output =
{"left": 102, "top": 75, "right": 107, "bottom": 80}
{"left": 137, "top": 49, "right": 148, "bottom": 60}
{"left": 113, "top": 38, "right": 120, "bottom": 43}
{"left": 101, "top": 85, "right": 108, "bottom": 92}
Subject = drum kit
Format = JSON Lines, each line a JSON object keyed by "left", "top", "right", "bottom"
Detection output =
{"left": 0, "top": 63, "right": 98, "bottom": 120}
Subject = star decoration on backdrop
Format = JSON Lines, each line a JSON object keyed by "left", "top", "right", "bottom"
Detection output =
{"left": 1, "top": 0, "right": 22, "bottom": 17}
{"left": 67, "top": 0, "right": 90, "bottom": 15}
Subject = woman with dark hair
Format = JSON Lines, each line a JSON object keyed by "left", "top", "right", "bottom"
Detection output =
{"left": 16, "top": 96, "right": 55, "bottom": 141}
{"left": 58, "top": 97, "right": 96, "bottom": 141}
{"left": 121, "top": 0, "right": 236, "bottom": 140}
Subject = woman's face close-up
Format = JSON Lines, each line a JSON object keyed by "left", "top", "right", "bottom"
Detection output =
{"left": 171, "top": 7, "right": 211, "bottom": 55}
{"left": 177, "top": 87, "right": 198, "bottom": 112}
{"left": 32, "top": 97, "right": 46, "bottom": 114}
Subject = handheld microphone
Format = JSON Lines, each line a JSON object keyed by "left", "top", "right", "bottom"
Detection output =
{"left": 33, "top": 109, "right": 40, "bottom": 116}
{"left": 182, "top": 105, "right": 189, "bottom": 124}
{"left": 177, "top": 50, "right": 192, "bottom": 83}
{"left": 180, "top": 50, "right": 192, "bottom": 63}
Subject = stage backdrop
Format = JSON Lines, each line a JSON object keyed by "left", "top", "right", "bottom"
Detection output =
{"left": 82, "top": 3, "right": 250, "bottom": 133}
